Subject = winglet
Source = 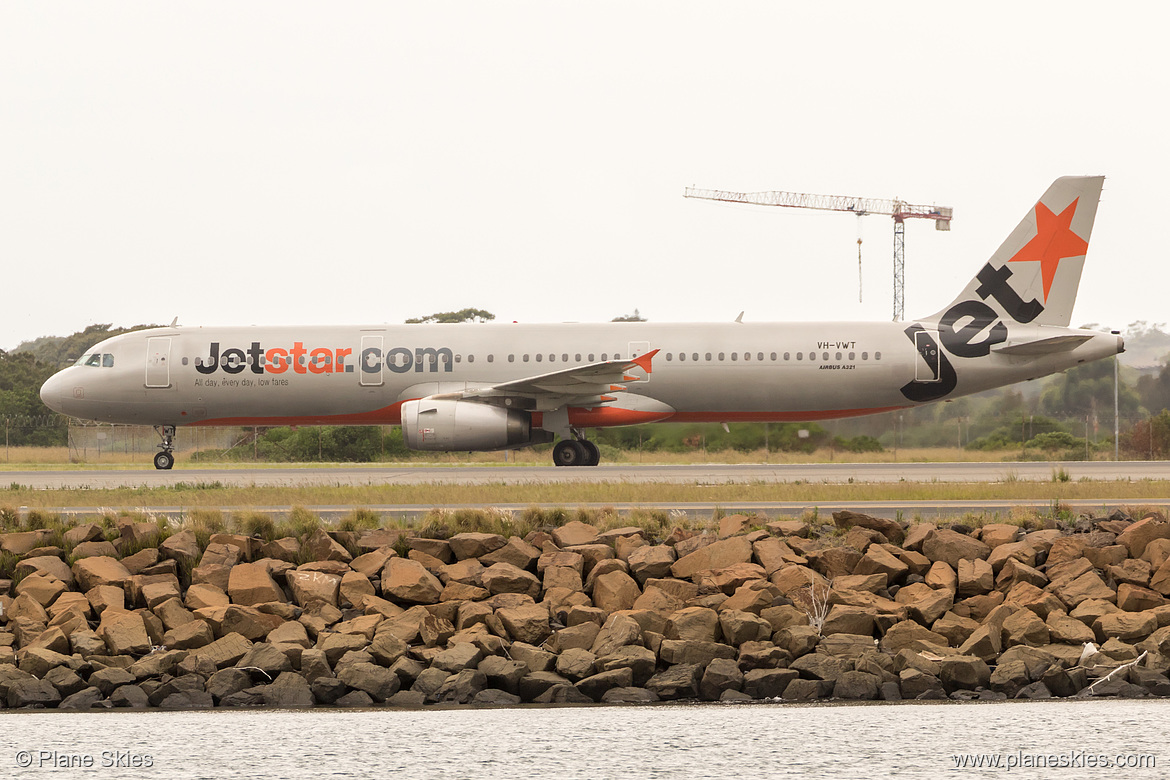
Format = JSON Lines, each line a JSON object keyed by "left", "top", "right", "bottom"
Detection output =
{"left": 630, "top": 349, "right": 659, "bottom": 374}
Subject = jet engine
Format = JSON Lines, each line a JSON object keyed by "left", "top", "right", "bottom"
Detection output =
{"left": 401, "top": 398, "right": 538, "bottom": 451}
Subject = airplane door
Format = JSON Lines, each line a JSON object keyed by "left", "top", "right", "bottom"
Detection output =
{"left": 360, "top": 335, "right": 384, "bottom": 386}
{"left": 627, "top": 341, "right": 651, "bottom": 382}
{"left": 145, "top": 337, "right": 172, "bottom": 388}
{"left": 914, "top": 330, "right": 942, "bottom": 382}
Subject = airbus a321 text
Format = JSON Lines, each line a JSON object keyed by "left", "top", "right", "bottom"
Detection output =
{"left": 40, "top": 176, "right": 1123, "bottom": 470}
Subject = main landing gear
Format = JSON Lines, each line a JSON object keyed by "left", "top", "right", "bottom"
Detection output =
{"left": 552, "top": 434, "right": 600, "bottom": 467}
{"left": 153, "top": 424, "right": 176, "bottom": 470}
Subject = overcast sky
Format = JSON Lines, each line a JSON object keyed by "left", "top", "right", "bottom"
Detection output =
{"left": 2, "top": 2, "right": 1166, "bottom": 350}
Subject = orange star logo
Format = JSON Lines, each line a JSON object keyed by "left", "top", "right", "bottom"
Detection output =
{"left": 1007, "top": 198, "right": 1089, "bottom": 302}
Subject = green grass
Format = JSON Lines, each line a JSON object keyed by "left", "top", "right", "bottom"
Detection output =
{"left": 4, "top": 477, "right": 1170, "bottom": 512}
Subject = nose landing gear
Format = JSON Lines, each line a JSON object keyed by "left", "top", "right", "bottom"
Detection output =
{"left": 153, "top": 425, "right": 176, "bottom": 470}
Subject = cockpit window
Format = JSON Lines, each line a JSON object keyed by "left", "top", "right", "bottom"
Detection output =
{"left": 75, "top": 353, "right": 114, "bottom": 367}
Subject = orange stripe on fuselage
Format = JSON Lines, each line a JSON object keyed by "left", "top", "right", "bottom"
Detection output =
{"left": 189, "top": 401, "right": 406, "bottom": 427}
{"left": 666, "top": 406, "right": 909, "bottom": 423}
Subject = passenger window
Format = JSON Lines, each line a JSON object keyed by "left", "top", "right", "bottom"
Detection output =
{"left": 770, "top": 352, "right": 777, "bottom": 361}
{"left": 524, "top": 354, "right": 530, "bottom": 362}
{"left": 718, "top": 352, "right": 725, "bottom": 361}
{"left": 835, "top": 352, "right": 842, "bottom": 361}
{"left": 875, "top": 352, "right": 882, "bottom": 360}
{"left": 575, "top": 353, "right": 581, "bottom": 362}
{"left": 181, "top": 357, "right": 189, "bottom": 366}
{"left": 535, "top": 354, "right": 542, "bottom": 362}
{"left": 455, "top": 355, "right": 462, "bottom": 363}
{"left": 848, "top": 352, "right": 855, "bottom": 361}
{"left": 758, "top": 352, "right": 764, "bottom": 361}
{"left": 692, "top": 353, "right": 698, "bottom": 361}
{"left": 861, "top": 352, "right": 868, "bottom": 360}
{"left": 679, "top": 353, "right": 686, "bottom": 362}
{"left": 797, "top": 352, "right": 803, "bottom": 360}
{"left": 508, "top": 354, "right": 514, "bottom": 363}
{"left": 744, "top": 352, "right": 751, "bottom": 361}
{"left": 562, "top": 353, "right": 568, "bottom": 362}
{"left": 588, "top": 354, "right": 595, "bottom": 362}
{"left": 823, "top": 352, "right": 829, "bottom": 360}
{"left": 666, "top": 353, "right": 673, "bottom": 361}
{"left": 783, "top": 352, "right": 790, "bottom": 361}
{"left": 601, "top": 353, "right": 608, "bottom": 361}
{"left": 705, "top": 352, "right": 712, "bottom": 361}
{"left": 809, "top": 352, "right": 816, "bottom": 361}
{"left": 731, "top": 353, "right": 738, "bottom": 361}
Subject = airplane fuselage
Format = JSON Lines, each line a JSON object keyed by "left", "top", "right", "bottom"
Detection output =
{"left": 40, "top": 320, "right": 1123, "bottom": 429}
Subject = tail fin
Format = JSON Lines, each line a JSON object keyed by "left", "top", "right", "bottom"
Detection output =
{"left": 923, "top": 176, "right": 1104, "bottom": 328}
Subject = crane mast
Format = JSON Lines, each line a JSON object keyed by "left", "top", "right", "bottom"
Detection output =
{"left": 684, "top": 186, "right": 953, "bottom": 321}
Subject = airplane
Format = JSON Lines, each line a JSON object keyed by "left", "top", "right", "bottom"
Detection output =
{"left": 40, "top": 176, "right": 1122, "bottom": 470}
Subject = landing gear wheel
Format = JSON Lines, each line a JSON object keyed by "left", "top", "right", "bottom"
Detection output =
{"left": 581, "top": 440, "right": 600, "bottom": 467}
{"left": 553, "top": 440, "right": 587, "bottom": 467}
{"left": 153, "top": 451, "right": 175, "bottom": 470}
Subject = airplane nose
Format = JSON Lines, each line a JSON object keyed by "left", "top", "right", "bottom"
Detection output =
{"left": 39, "top": 371, "right": 68, "bottom": 414}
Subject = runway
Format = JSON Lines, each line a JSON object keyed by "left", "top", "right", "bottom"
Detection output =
{"left": 3, "top": 460, "right": 1169, "bottom": 489}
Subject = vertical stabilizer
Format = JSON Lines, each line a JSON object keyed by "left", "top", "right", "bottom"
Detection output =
{"left": 923, "top": 176, "right": 1104, "bottom": 328}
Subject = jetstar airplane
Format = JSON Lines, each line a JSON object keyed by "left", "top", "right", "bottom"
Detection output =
{"left": 40, "top": 176, "right": 1122, "bottom": 470}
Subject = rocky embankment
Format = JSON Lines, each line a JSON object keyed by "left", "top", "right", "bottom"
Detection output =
{"left": 3, "top": 509, "right": 1170, "bottom": 710}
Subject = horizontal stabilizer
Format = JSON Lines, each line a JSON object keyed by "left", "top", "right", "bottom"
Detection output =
{"left": 993, "top": 334, "right": 1093, "bottom": 356}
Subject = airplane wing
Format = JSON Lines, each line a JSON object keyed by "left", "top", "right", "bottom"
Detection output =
{"left": 433, "top": 349, "right": 659, "bottom": 411}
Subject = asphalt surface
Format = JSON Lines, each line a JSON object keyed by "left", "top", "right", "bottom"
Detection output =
{"left": 3, "top": 460, "right": 1169, "bottom": 489}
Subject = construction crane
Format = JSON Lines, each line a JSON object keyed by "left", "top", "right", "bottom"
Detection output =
{"left": 683, "top": 186, "right": 953, "bottom": 321}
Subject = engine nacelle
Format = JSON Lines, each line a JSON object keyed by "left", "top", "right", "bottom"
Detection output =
{"left": 401, "top": 398, "right": 535, "bottom": 451}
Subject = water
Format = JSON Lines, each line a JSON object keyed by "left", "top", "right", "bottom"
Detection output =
{"left": 1, "top": 700, "right": 1166, "bottom": 779}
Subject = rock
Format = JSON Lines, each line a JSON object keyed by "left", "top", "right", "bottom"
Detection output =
{"left": 286, "top": 570, "right": 342, "bottom": 608}
{"left": 832, "top": 510, "right": 905, "bottom": 545}
{"left": 575, "top": 667, "right": 635, "bottom": 702}
{"left": 879, "top": 621, "right": 949, "bottom": 653}
{"left": 595, "top": 645, "right": 658, "bottom": 686}
{"left": 900, "top": 668, "right": 946, "bottom": 699}
{"left": 1117, "top": 516, "right": 1170, "bottom": 559}
{"left": 645, "top": 664, "right": 701, "bottom": 700}
{"left": 1094, "top": 611, "right": 1158, "bottom": 642}
{"left": 479, "top": 563, "right": 542, "bottom": 599}
{"left": 671, "top": 536, "right": 752, "bottom": 579}
{"left": 302, "top": 528, "right": 352, "bottom": 563}
{"left": 601, "top": 686, "right": 661, "bottom": 704}
{"left": 227, "top": 563, "right": 287, "bottom": 606}
{"left": 496, "top": 603, "right": 550, "bottom": 645}
{"left": 8, "top": 677, "right": 61, "bottom": 708}
{"left": 222, "top": 605, "right": 285, "bottom": 641}
{"left": 789, "top": 653, "right": 850, "bottom": 681}
{"left": 432, "top": 642, "right": 484, "bottom": 674}
{"left": 517, "top": 671, "right": 572, "bottom": 702}
{"left": 189, "top": 632, "right": 253, "bottom": 669}
{"left": 59, "top": 687, "right": 105, "bottom": 710}
{"left": 593, "top": 571, "right": 641, "bottom": 614}
{"left": 921, "top": 529, "right": 991, "bottom": 569}
{"left": 1054, "top": 571, "right": 1117, "bottom": 609}
{"left": 989, "top": 660, "right": 1031, "bottom": 698}
{"left": 338, "top": 662, "right": 401, "bottom": 702}
{"left": 853, "top": 546, "right": 910, "bottom": 581}
{"left": 159, "top": 530, "right": 201, "bottom": 568}
{"left": 938, "top": 655, "right": 991, "bottom": 692}
{"left": 448, "top": 532, "right": 507, "bottom": 561}
{"left": 382, "top": 558, "right": 443, "bottom": 604}
{"left": 742, "top": 668, "right": 800, "bottom": 699}
{"left": 1001, "top": 609, "right": 1049, "bottom": 647}
{"left": 719, "top": 610, "right": 773, "bottom": 645}
{"left": 699, "top": 657, "right": 744, "bottom": 700}
{"left": 72, "top": 556, "right": 132, "bottom": 593}
{"left": 472, "top": 688, "right": 522, "bottom": 707}
{"left": 665, "top": 607, "right": 720, "bottom": 643}
{"left": 551, "top": 521, "right": 600, "bottom": 548}
{"left": 555, "top": 648, "right": 598, "bottom": 681}
{"left": 478, "top": 656, "right": 528, "bottom": 693}
{"left": 260, "top": 672, "right": 315, "bottom": 707}
{"left": 589, "top": 614, "right": 644, "bottom": 657}
{"left": 478, "top": 536, "right": 541, "bottom": 570}
{"left": 96, "top": 610, "right": 151, "bottom": 656}
{"left": 833, "top": 670, "right": 880, "bottom": 700}
{"left": 1117, "top": 584, "right": 1165, "bottom": 612}
{"left": 659, "top": 639, "right": 737, "bottom": 667}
